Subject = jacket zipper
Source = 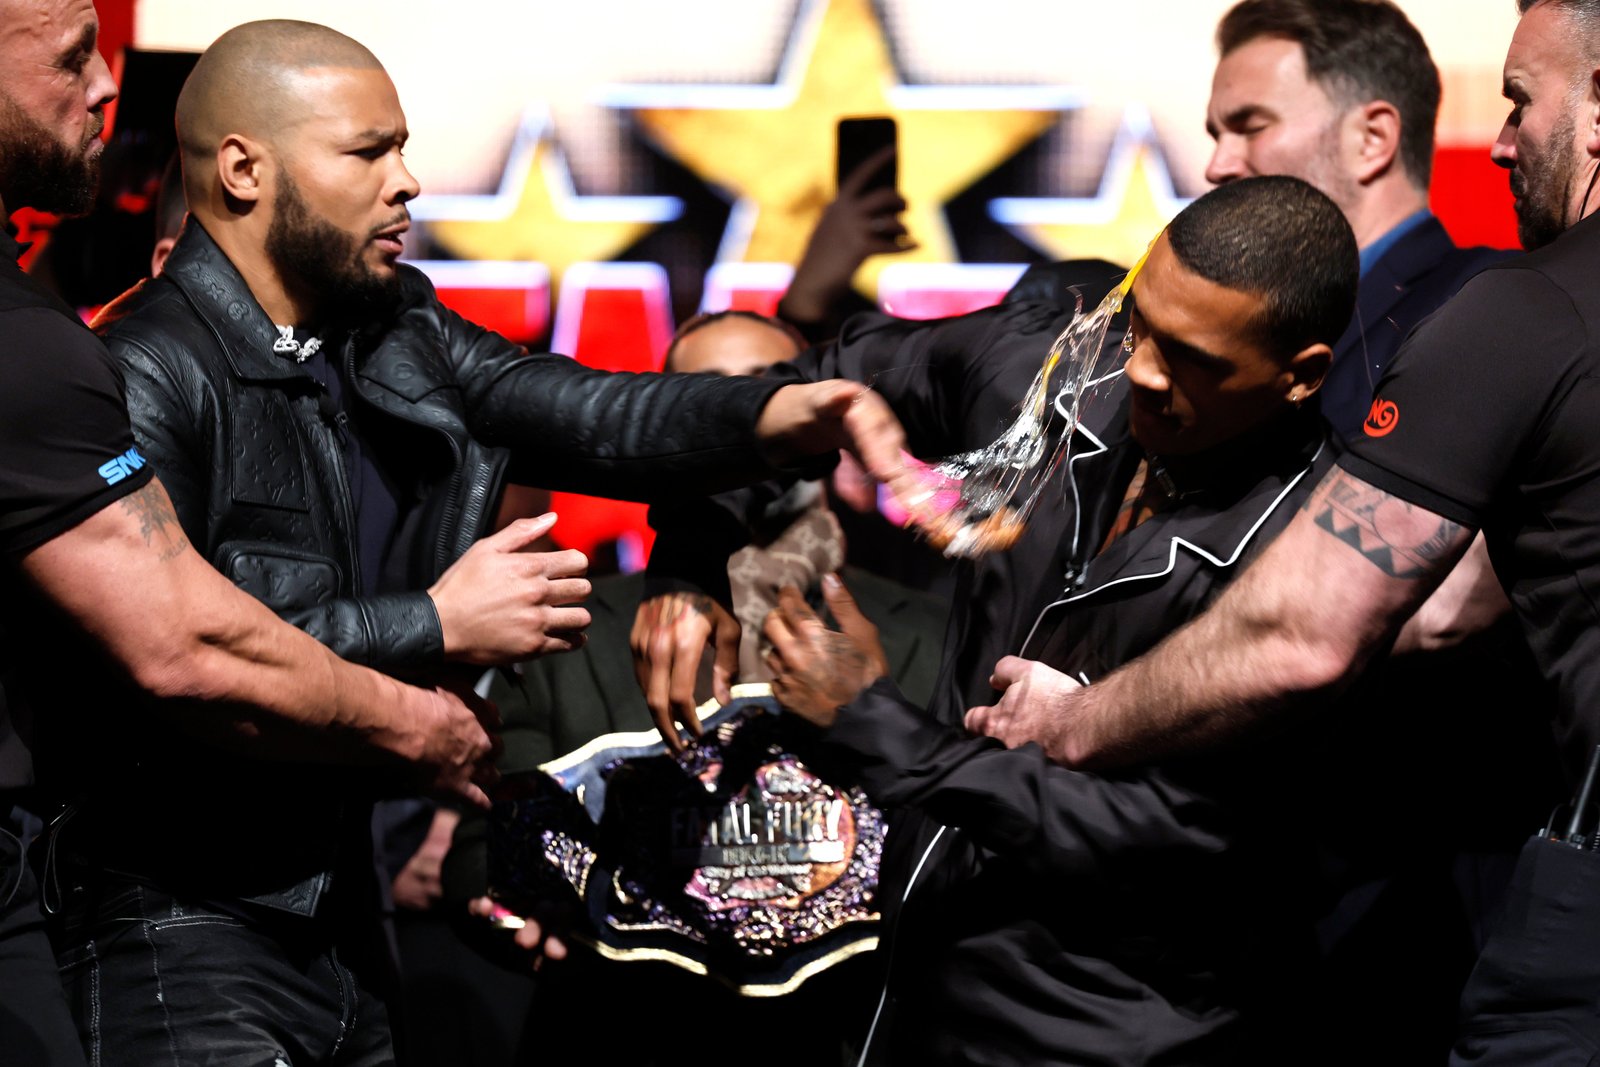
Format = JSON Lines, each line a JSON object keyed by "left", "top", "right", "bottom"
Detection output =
{"left": 326, "top": 335, "right": 364, "bottom": 592}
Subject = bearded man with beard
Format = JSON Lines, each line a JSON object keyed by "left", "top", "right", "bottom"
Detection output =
{"left": 57, "top": 18, "right": 915, "bottom": 1065}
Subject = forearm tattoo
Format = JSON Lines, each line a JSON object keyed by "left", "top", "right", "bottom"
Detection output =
{"left": 122, "top": 482, "right": 190, "bottom": 562}
{"left": 1307, "top": 473, "right": 1463, "bottom": 580}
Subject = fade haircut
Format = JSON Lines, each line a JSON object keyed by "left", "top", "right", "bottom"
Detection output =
{"left": 1165, "top": 175, "right": 1358, "bottom": 357}
{"left": 1218, "top": 0, "right": 1441, "bottom": 188}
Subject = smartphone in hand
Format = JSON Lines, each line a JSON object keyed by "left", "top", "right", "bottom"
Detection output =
{"left": 836, "top": 116, "right": 897, "bottom": 193}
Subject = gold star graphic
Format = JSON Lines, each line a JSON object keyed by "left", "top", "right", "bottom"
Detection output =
{"left": 603, "top": 0, "right": 1079, "bottom": 295}
{"left": 412, "top": 108, "right": 681, "bottom": 285}
{"left": 989, "top": 108, "right": 1192, "bottom": 268}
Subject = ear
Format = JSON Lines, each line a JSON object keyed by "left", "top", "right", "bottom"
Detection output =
{"left": 1584, "top": 68, "right": 1600, "bottom": 160}
{"left": 1351, "top": 100, "right": 1402, "bottom": 185}
{"left": 150, "top": 235, "right": 177, "bottom": 278}
{"left": 216, "top": 134, "right": 268, "bottom": 205}
{"left": 1281, "top": 342, "right": 1332, "bottom": 404}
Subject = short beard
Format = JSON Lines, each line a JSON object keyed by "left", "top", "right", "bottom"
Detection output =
{"left": 265, "top": 171, "right": 402, "bottom": 324}
{"left": 1515, "top": 108, "right": 1578, "bottom": 250}
{"left": 0, "top": 90, "right": 102, "bottom": 216}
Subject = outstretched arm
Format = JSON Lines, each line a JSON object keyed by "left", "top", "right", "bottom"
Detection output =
{"left": 966, "top": 467, "right": 1476, "bottom": 768}
{"left": 21, "top": 479, "right": 499, "bottom": 806}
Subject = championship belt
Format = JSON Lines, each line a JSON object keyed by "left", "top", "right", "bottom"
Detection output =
{"left": 487, "top": 684, "right": 885, "bottom": 995}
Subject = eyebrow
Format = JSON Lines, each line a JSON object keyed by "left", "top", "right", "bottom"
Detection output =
{"left": 59, "top": 22, "right": 97, "bottom": 64}
{"left": 1131, "top": 305, "right": 1231, "bottom": 369}
{"left": 343, "top": 127, "right": 407, "bottom": 147}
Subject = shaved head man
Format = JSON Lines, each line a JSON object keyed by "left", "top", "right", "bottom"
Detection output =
{"left": 174, "top": 21, "right": 411, "bottom": 324}
{"left": 68, "top": 18, "right": 915, "bottom": 1064}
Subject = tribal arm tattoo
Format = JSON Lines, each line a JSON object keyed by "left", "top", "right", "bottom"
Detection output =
{"left": 1308, "top": 471, "right": 1465, "bottom": 579}
{"left": 1027, "top": 467, "right": 1475, "bottom": 769}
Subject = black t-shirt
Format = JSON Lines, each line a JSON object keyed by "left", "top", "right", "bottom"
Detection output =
{"left": 0, "top": 229, "right": 153, "bottom": 789}
{"left": 1340, "top": 211, "right": 1600, "bottom": 777}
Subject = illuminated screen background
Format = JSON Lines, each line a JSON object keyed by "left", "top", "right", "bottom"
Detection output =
{"left": 101, "top": 0, "right": 1522, "bottom": 561}
{"left": 126, "top": 0, "right": 1518, "bottom": 300}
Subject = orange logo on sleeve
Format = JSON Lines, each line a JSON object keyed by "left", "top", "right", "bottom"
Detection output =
{"left": 1364, "top": 398, "right": 1399, "bottom": 437}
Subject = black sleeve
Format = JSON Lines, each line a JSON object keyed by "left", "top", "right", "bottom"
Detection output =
{"left": 645, "top": 302, "right": 1062, "bottom": 602}
{"left": 773, "top": 302, "right": 1058, "bottom": 458}
{"left": 812, "top": 678, "right": 1235, "bottom": 881}
{"left": 1338, "top": 267, "right": 1583, "bottom": 527}
{"left": 0, "top": 307, "right": 153, "bottom": 555}
{"left": 436, "top": 296, "right": 819, "bottom": 500}
{"left": 112, "top": 332, "right": 445, "bottom": 672}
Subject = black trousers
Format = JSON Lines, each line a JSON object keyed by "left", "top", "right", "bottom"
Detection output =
{"left": 0, "top": 810, "right": 86, "bottom": 1067}
{"left": 1452, "top": 835, "right": 1600, "bottom": 1065}
{"left": 54, "top": 871, "right": 394, "bottom": 1067}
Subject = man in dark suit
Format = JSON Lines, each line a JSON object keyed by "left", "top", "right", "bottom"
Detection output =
{"left": 1203, "top": 0, "right": 1510, "bottom": 439}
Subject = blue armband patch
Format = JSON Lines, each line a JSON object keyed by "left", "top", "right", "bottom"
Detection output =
{"left": 98, "top": 447, "right": 147, "bottom": 486}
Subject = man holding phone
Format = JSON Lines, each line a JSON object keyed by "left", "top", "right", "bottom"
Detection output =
{"left": 777, "top": 117, "right": 914, "bottom": 343}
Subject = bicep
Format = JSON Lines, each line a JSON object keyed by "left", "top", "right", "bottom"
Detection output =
{"left": 1263, "top": 466, "right": 1477, "bottom": 673}
{"left": 19, "top": 479, "right": 222, "bottom": 678}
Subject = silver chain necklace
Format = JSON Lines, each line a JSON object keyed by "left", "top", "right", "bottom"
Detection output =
{"left": 272, "top": 323, "right": 323, "bottom": 363}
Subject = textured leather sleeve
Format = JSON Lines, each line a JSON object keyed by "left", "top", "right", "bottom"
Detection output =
{"left": 437, "top": 299, "right": 798, "bottom": 500}
{"left": 279, "top": 590, "right": 445, "bottom": 671}
{"left": 812, "top": 678, "right": 1239, "bottom": 883}
{"left": 107, "top": 332, "right": 215, "bottom": 543}
{"left": 643, "top": 306, "right": 1028, "bottom": 603}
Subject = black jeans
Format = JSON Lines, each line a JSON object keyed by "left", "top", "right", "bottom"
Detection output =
{"left": 0, "top": 808, "right": 87, "bottom": 1067}
{"left": 54, "top": 872, "right": 393, "bottom": 1067}
{"left": 1452, "top": 835, "right": 1600, "bottom": 1066}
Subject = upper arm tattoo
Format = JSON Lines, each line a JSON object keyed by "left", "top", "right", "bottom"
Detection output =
{"left": 121, "top": 481, "right": 190, "bottom": 562}
{"left": 1305, "top": 470, "right": 1465, "bottom": 580}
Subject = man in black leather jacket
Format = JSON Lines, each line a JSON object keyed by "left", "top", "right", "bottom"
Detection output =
{"left": 51, "top": 20, "right": 911, "bottom": 1066}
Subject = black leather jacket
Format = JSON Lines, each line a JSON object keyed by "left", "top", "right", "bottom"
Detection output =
{"left": 72, "top": 222, "right": 793, "bottom": 914}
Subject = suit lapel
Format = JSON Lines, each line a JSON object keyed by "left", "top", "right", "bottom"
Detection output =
{"left": 1334, "top": 217, "right": 1458, "bottom": 364}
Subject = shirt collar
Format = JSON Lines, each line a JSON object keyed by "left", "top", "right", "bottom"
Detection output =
{"left": 1359, "top": 209, "right": 1433, "bottom": 278}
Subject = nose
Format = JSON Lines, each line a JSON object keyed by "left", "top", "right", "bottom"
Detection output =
{"left": 1123, "top": 335, "right": 1170, "bottom": 396}
{"left": 1204, "top": 135, "right": 1248, "bottom": 186}
{"left": 390, "top": 156, "right": 420, "bottom": 205}
{"left": 1490, "top": 122, "right": 1517, "bottom": 170}
{"left": 86, "top": 47, "right": 117, "bottom": 114}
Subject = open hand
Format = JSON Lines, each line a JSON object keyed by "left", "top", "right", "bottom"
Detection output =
{"left": 395, "top": 683, "right": 502, "bottom": 809}
{"left": 429, "top": 513, "right": 591, "bottom": 666}
{"left": 630, "top": 591, "right": 740, "bottom": 751}
{"left": 763, "top": 576, "right": 888, "bottom": 728}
